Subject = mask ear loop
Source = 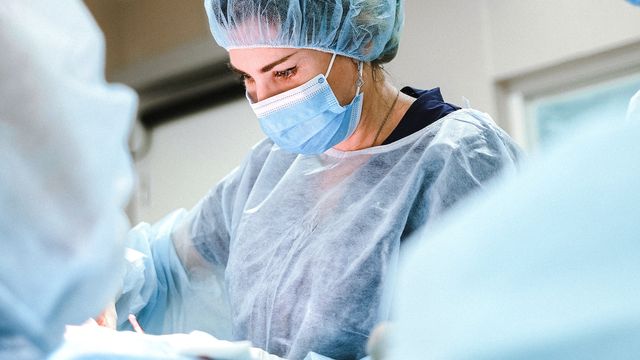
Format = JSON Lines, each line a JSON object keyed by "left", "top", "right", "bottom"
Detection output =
{"left": 325, "top": 53, "right": 364, "bottom": 97}
{"left": 355, "top": 61, "right": 364, "bottom": 96}
{"left": 325, "top": 52, "right": 338, "bottom": 78}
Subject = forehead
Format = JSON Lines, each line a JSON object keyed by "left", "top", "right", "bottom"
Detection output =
{"left": 229, "top": 48, "right": 329, "bottom": 71}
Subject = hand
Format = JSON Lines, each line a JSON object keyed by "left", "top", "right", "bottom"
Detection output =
{"left": 95, "top": 301, "right": 117, "bottom": 329}
{"left": 367, "top": 322, "right": 392, "bottom": 360}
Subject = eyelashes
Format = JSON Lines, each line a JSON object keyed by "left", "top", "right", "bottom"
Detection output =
{"left": 234, "top": 67, "right": 298, "bottom": 83}
{"left": 273, "top": 66, "right": 297, "bottom": 79}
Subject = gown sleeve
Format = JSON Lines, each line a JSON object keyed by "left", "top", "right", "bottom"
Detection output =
{"left": 115, "top": 149, "right": 259, "bottom": 338}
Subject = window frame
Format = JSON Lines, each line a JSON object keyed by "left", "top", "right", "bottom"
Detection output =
{"left": 496, "top": 41, "right": 640, "bottom": 150}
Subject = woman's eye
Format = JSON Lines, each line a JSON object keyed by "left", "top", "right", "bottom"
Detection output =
{"left": 274, "top": 67, "right": 297, "bottom": 79}
{"left": 239, "top": 75, "right": 255, "bottom": 89}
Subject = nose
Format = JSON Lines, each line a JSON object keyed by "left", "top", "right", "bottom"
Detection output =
{"left": 252, "top": 80, "right": 281, "bottom": 103}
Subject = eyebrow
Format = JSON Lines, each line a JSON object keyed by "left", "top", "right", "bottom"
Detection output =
{"left": 228, "top": 51, "right": 299, "bottom": 75}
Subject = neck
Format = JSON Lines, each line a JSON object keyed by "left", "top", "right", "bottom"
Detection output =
{"left": 333, "top": 67, "right": 415, "bottom": 151}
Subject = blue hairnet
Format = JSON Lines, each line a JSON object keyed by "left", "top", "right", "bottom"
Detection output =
{"left": 204, "top": 0, "right": 404, "bottom": 63}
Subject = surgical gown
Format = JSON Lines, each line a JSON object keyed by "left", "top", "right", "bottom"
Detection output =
{"left": 117, "top": 108, "right": 521, "bottom": 360}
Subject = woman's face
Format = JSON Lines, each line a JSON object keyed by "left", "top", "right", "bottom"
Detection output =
{"left": 228, "top": 48, "right": 359, "bottom": 105}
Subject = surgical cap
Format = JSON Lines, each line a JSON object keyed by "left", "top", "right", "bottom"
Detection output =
{"left": 0, "top": 0, "right": 137, "bottom": 356}
{"left": 204, "top": 0, "right": 404, "bottom": 63}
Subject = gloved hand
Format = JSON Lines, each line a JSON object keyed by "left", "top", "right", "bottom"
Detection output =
{"left": 95, "top": 301, "right": 118, "bottom": 330}
{"left": 366, "top": 322, "right": 392, "bottom": 360}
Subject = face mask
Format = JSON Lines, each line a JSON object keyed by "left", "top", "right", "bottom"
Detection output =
{"left": 249, "top": 53, "right": 364, "bottom": 155}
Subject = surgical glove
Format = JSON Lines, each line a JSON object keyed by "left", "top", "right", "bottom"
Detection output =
{"left": 95, "top": 301, "right": 118, "bottom": 330}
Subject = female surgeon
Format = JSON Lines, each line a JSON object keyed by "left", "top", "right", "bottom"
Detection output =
{"left": 114, "top": 0, "right": 522, "bottom": 359}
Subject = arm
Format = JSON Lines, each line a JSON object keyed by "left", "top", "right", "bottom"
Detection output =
{"left": 115, "top": 167, "right": 246, "bottom": 338}
{"left": 113, "top": 138, "right": 276, "bottom": 337}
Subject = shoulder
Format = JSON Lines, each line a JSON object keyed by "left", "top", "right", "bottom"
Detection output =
{"left": 427, "top": 109, "right": 520, "bottom": 155}
{"left": 214, "top": 137, "right": 297, "bottom": 193}
{"left": 199, "top": 137, "right": 297, "bottom": 216}
{"left": 408, "top": 109, "right": 522, "bottom": 178}
{"left": 245, "top": 137, "right": 278, "bottom": 167}
{"left": 433, "top": 109, "right": 502, "bottom": 142}
{"left": 243, "top": 137, "right": 298, "bottom": 173}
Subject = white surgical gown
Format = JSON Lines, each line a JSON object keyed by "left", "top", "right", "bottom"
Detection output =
{"left": 390, "top": 92, "right": 640, "bottom": 359}
{"left": 118, "top": 109, "right": 521, "bottom": 360}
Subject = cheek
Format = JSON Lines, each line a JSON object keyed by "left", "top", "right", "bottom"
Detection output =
{"left": 331, "top": 78, "right": 357, "bottom": 106}
{"left": 329, "top": 61, "right": 359, "bottom": 106}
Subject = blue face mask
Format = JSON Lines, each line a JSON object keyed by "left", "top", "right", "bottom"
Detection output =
{"left": 249, "top": 53, "right": 364, "bottom": 155}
